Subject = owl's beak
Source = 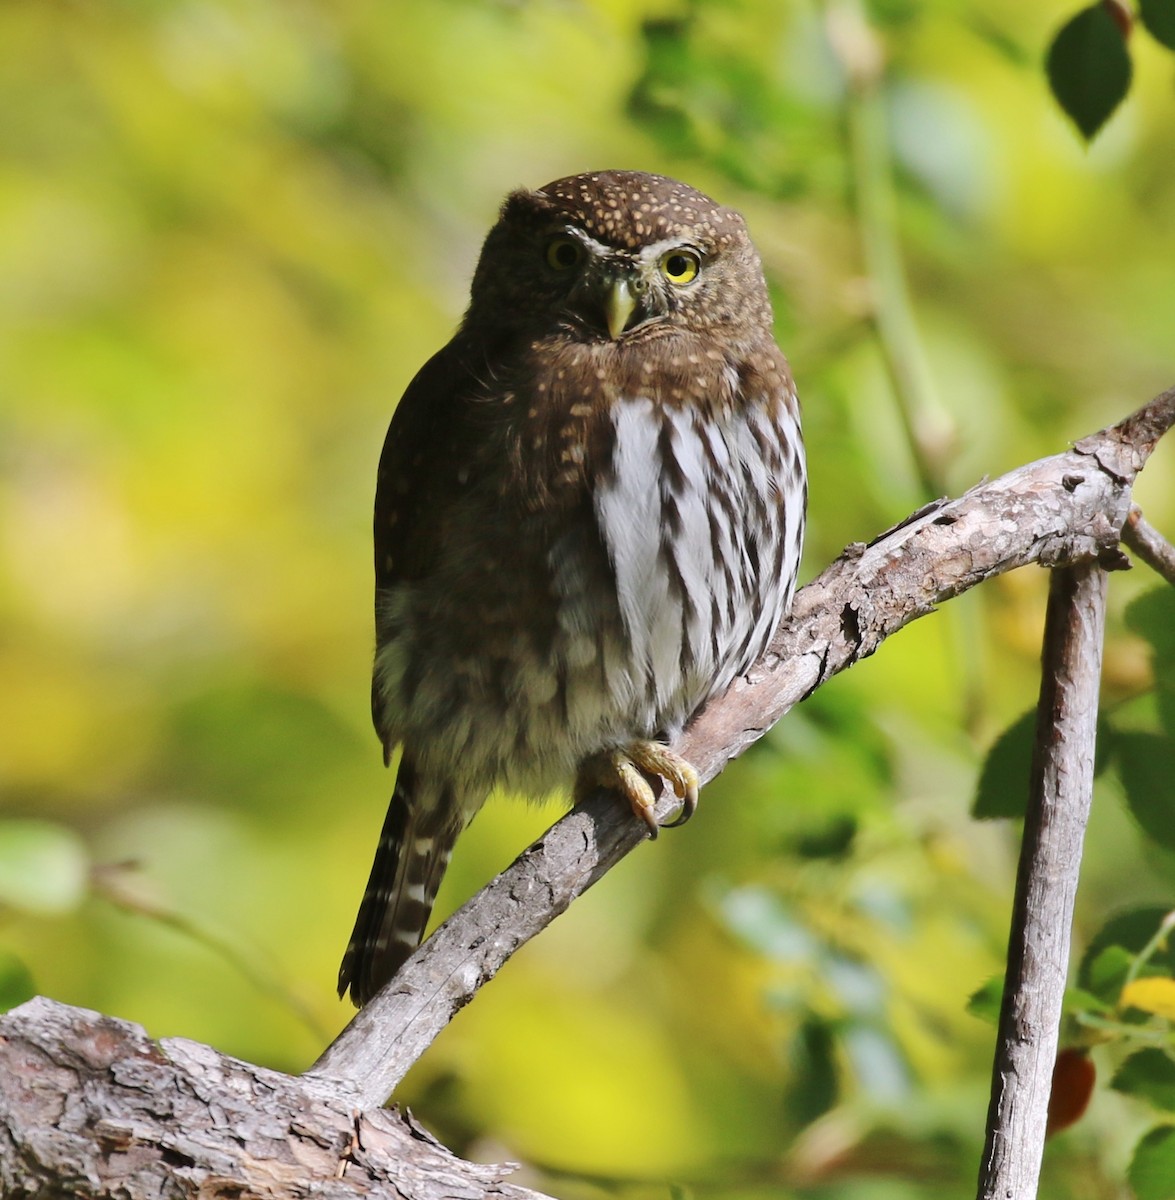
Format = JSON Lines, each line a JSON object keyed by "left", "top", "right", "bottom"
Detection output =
{"left": 604, "top": 279, "right": 637, "bottom": 340}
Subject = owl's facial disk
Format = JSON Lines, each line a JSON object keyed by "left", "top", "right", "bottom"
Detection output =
{"left": 550, "top": 234, "right": 703, "bottom": 341}
{"left": 556, "top": 256, "right": 644, "bottom": 340}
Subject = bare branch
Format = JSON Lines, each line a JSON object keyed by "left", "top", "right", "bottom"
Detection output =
{"left": 976, "top": 564, "right": 1108, "bottom": 1200}
{"left": 1123, "top": 505, "right": 1175, "bottom": 586}
{"left": 2, "top": 388, "right": 1171, "bottom": 1200}
{"left": 308, "top": 386, "right": 1175, "bottom": 1108}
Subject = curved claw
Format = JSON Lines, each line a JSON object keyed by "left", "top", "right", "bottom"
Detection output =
{"left": 659, "top": 789, "right": 698, "bottom": 828}
{"left": 576, "top": 742, "right": 700, "bottom": 837}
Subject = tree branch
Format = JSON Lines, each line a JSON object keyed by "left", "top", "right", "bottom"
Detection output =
{"left": 0, "top": 996, "right": 544, "bottom": 1200}
{"left": 976, "top": 564, "right": 1108, "bottom": 1200}
{"left": 1123, "top": 505, "right": 1175, "bottom": 586}
{"left": 1, "top": 385, "right": 1172, "bottom": 1200}
{"left": 308, "top": 385, "right": 1174, "bottom": 1108}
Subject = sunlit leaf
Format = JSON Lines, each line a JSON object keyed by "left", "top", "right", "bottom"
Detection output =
{"left": 1085, "top": 945, "right": 1139, "bottom": 1003}
{"left": 1080, "top": 909, "right": 1175, "bottom": 1004}
{"left": 967, "top": 974, "right": 1003, "bottom": 1025}
{"left": 1112, "top": 1049, "right": 1175, "bottom": 1112}
{"left": 1121, "top": 978, "right": 1175, "bottom": 1021}
{"left": 1046, "top": 3, "right": 1132, "bottom": 139}
{"left": 1066, "top": 985, "right": 1115, "bottom": 1019}
{"left": 1129, "top": 1126, "right": 1175, "bottom": 1200}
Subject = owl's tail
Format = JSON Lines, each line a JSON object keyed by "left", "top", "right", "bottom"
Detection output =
{"left": 337, "top": 758, "right": 468, "bottom": 1007}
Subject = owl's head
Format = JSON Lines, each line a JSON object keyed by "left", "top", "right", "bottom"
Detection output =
{"left": 466, "top": 170, "right": 773, "bottom": 347}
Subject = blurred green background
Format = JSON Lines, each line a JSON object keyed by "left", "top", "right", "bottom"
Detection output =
{"left": 2, "top": 1, "right": 1174, "bottom": 1196}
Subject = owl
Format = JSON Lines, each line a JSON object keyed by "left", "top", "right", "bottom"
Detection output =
{"left": 339, "top": 170, "right": 806, "bottom": 1006}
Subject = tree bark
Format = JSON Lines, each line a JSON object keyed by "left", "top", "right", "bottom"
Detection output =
{"left": 976, "top": 564, "right": 1108, "bottom": 1200}
{"left": 0, "top": 996, "right": 543, "bottom": 1200}
{"left": 1123, "top": 504, "right": 1175, "bottom": 586}
{"left": 1, "top": 386, "right": 1172, "bottom": 1200}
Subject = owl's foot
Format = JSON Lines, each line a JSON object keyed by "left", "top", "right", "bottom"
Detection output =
{"left": 577, "top": 742, "right": 700, "bottom": 838}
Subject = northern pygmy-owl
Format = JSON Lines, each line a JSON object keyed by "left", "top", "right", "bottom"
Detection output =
{"left": 339, "top": 170, "right": 806, "bottom": 1006}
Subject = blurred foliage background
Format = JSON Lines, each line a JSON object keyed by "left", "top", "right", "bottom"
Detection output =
{"left": 2, "top": 0, "right": 1174, "bottom": 1196}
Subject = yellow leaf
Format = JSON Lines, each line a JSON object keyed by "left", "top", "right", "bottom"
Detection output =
{"left": 1121, "top": 978, "right": 1175, "bottom": 1020}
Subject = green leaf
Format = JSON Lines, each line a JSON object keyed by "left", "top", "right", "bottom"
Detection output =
{"left": 1046, "top": 3, "right": 1133, "bottom": 140}
{"left": 785, "top": 1018, "right": 839, "bottom": 1126}
{"left": 1080, "top": 908, "right": 1175, "bottom": 1003}
{"left": 1125, "top": 588, "right": 1175, "bottom": 739}
{"left": 968, "top": 976, "right": 1113, "bottom": 1027}
{"left": 1141, "top": 0, "right": 1175, "bottom": 49}
{"left": 1126, "top": 588, "right": 1175, "bottom": 664}
{"left": 973, "top": 710, "right": 1035, "bottom": 819}
{"left": 0, "top": 820, "right": 88, "bottom": 914}
{"left": 967, "top": 975, "right": 1004, "bottom": 1025}
{"left": 0, "top": 952, "right": 36, "bottom": 1013}
{"left": 1085, "top": 945, "right": 1138, "bottom": 1001}
{"left": 794, "top": 815, "right": 857, "bottom": 860}
{"left": 973, "top": 710, "right": 1112, "bottom": 819}
{"left": 1129, "top": 1125, "right": 1175, "bottom": 1200}
{"left": 1113, "top": 1050, "right": 1175, "bottom": 1112}
{"left": 1066, "top": 984, "right": 1116, "bottom": 1019}
{"left": 1116, "top": 732, "right": 1175, "bottom": 851}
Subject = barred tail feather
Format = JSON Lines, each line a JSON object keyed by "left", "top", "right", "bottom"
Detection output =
{"left": 337, "top": 759, "right": 464, "bottom": 1007}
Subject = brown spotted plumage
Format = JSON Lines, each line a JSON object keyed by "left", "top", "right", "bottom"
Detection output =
{"left": 339, "top": 170, "right": 806, "bottom": 1007}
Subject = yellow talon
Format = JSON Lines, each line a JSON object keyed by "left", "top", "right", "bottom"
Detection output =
{"left": 576, "top": 742, "right": 700, "bottom": 836}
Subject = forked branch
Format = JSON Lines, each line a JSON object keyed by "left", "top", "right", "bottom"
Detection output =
{"left": 1123, "top": 505, "right": 1175, "bottom": 587}
{"left": 308, "top": 385, "right": 1175, "bottom": 1108}
{"left": 1, "top": 386, "right": 1173, "bottom": 1200}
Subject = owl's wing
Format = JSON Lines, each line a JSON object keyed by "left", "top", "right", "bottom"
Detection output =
{"left": 371, "top": 340, "right": 479, "bottom": 750}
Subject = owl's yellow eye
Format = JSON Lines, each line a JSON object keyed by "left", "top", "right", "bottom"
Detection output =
{"left": 659, "top": 249, "right": 701, "bottom": 286}
{"left": 545, "top": 237, "right": 583, "bottom": 271}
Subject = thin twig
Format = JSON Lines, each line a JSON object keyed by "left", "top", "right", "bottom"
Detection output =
{"left": 92, "top": 864, "right": 331, "bottom": 1044}
{"left": 306, "top": 387, "right": 1174, "bottom": 1108}
{"left": 1123, "top": 505, "right": 1175, "bottom": 586}
{"left": 829, "top": 0, "right": 947, "bottom": 500}
{"left": 830, "top": 0, "right": 987, "bottom": 737}
{"left": 976, "top": 563, "right": 1108, "bottom": 1200}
